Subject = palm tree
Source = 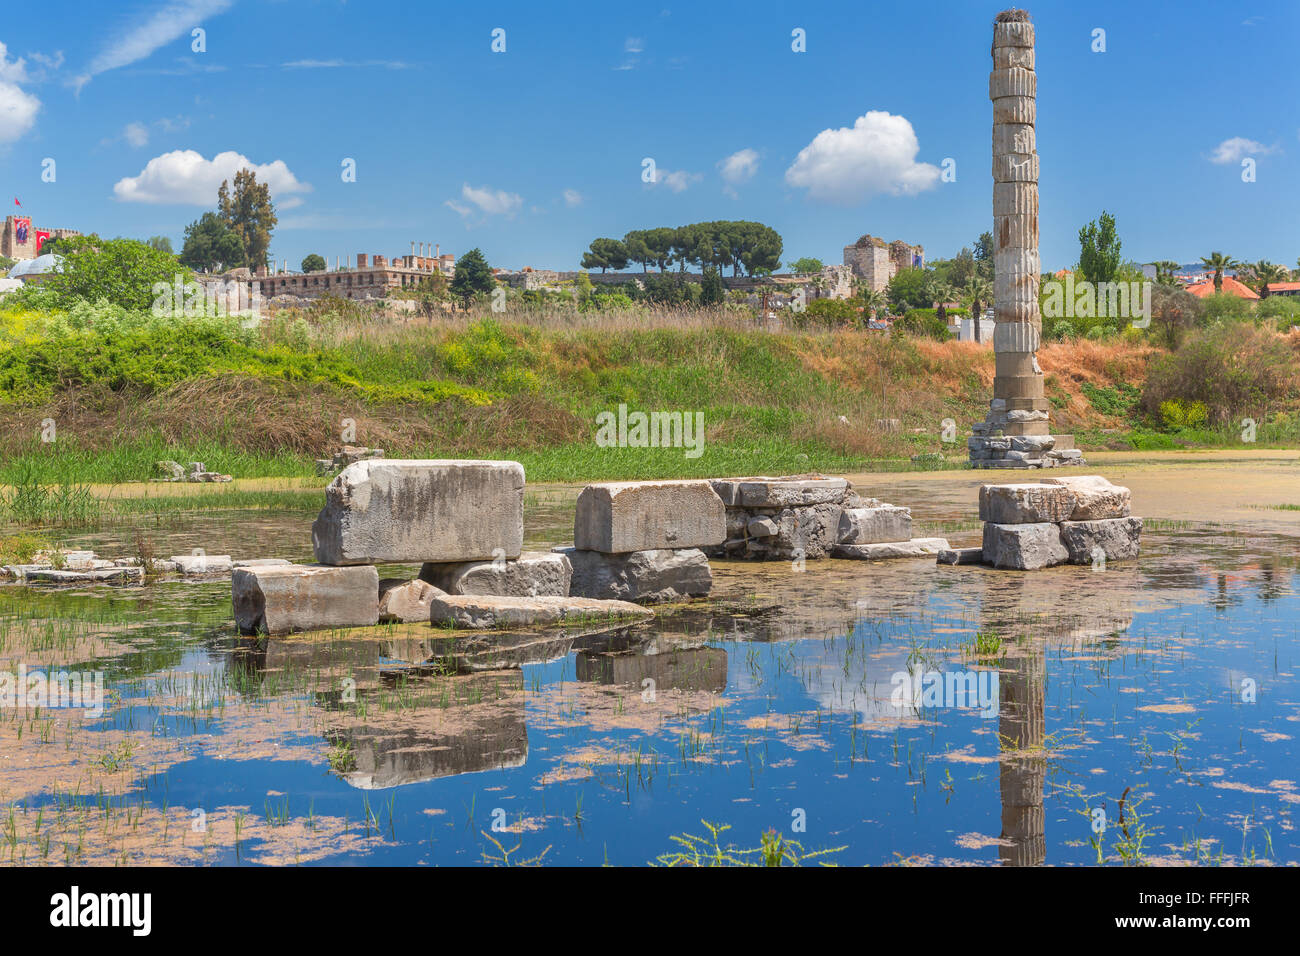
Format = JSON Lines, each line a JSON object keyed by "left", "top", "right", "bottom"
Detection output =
{"left": 1200, "top": 252, "right": 1240, "bottom": 293}
{"left": 931, "top": 282, "right": 957, "bottom": 325}
{"left": 1152, "top": 260, "right": 1181, "bottom": 285}
{"left": 858, "top": 288, "right": 887, "bottom": 323}
{"left": 1251, "top": 261, "right": 1286, "bottom": 298}
{"left": 963, "top": 276, "right": 992, "bottom": 342}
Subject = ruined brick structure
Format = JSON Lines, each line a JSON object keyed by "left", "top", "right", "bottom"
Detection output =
{"left": 258, "top": 245, "right": 455, "bottom": 301}
{"left": 841, "top": 235, "right": 924, "bottom": 292}
{"left": 1, "top": 216, "right": 81, "bottom": 261}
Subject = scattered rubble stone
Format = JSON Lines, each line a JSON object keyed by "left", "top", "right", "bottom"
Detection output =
{"left": 378, "top": 578, "right": 446, "bottom": 623}
{"left": 420, "top": 551, "right": 572, "bottom": 598}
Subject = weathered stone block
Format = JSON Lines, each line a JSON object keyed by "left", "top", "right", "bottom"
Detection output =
{"left": 937, "top": 546, "right": 984, "bottom": 566}
{"left": 833, "top": 537, "right": 950, "bottom": 560}
{"left": 312, "top": 459, "right": 524, "bottom": 565}
{"left": 709, "top": 475, "right": 848, "bottom": 508}
{"left": 378, "top": 578, "right": 445, "bottom": 623}
{"left": 1058, "top": 517, "right": 1142, "bottom": 564}
{"left": 419, "top": 551, "right": 572, "bottom": 598}
{"left": 429, "top": 594, "right": 653, "bottom": 630}
{"left": 171, "top": 554, "right": 234, "bottom": 575}
{"left": 981, "top": 523, "right": 1068, "bottom": 570}
{"left": 978, "top": 483, "right": 1076, "bottom": 523}
{"left": 561, "top": 547, "right": 712, "bottom": 603}
{"left": 837, "top": 505, "right": 913, "bottom": 545}
{"left": 233, "top": 564, "right": 379, "bottom": 635}
{"left": 1009, "top": 435, "right": 1055, "bottom": 453}
{"left": 574, "top": 480, "right": 725, "bottom": 553}
{"left": 1042, "top": 475, "right": 1130, "bottom": 520}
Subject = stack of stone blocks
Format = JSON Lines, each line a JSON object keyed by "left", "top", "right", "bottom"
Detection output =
{"left": 561, "top": 480, "right": 722, "bottom": 603}
{"left": 231, "top": 465, "right": 955, "bottom": 637}
{"left": 706, "top": 476, "right": 948, "bottom": 562}
{"left": 232, "top": 459, "right": 649, "bottom": 636}
{"left": 973, "top": 475, "right": 1141, "bottom": 571}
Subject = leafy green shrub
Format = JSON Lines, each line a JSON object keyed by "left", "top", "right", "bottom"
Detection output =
{"left": 1081, "top": 381, "right": 1141, "bottom": 418}
{"left": 43, "top": 235, "right": 187, "bottom": 312}
{"left": 799, "top": 298, "right": 860, "bottom": 327}
{"left": 1140, "top": 321, "right": 1299, "bottom": 424}
{"left": 0, "top": 532, "right": 51, "bottom": 564}
{"left": 1200, "top": 291, "right": 1251, "bottom": 324}
{"left": 637, "top": 272, "right": 700, "bottom": 306}
{"left": 894, "top": 309, "right": 953, "bottom": 340}
{"left": 1256, "top": 295, "right": 1300, "bottom": 331}
{"left": 1158, "top": 398, "right": 1209, "bottom": 429}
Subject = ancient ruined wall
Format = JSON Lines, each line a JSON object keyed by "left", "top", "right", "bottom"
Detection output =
{"left": 842, "top": 235, "right": 922, "bottom": 292}
{"left": 261, "top": 267, "right": 433, "bottom": 300}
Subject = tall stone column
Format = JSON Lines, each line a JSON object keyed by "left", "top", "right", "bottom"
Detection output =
{"left": 970, "top": 11, "right": 1078, "bottom": 469}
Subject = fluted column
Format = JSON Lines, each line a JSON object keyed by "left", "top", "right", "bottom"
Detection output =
{"left": 971, "top": 10, "right": 1065, "bottom": 468}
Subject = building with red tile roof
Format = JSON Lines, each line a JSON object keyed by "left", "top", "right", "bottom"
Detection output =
{"left": 1185, "top": 275, "right": 1260, "bottom": 299}
{"left": 1264, "top": 280, "right": 1300, "bottom": 297}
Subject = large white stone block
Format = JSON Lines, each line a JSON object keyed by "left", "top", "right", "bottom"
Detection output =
{"left": 561, "top": 547, "right": 712, "bottom": 603}
{"left": 837, "top": 505, "right": 913, "bottom": 545}
{"left": 1042, "top": 475, "right": 1132, "bottom": 520}
{"left": 574, "top": 480, "right": 725, "bottom": 553}
{"left": 981, "top": 523, "right": 1068, "bottom": 570}
{"left": 312, "top": 459, "right": 524, "bottom": 565}
{"left": 1059, "top": 517, "right": 1142, "bottom": 564}
{"left": 233, "top": 564, "right": 379, "bottom": 635}
{"left": 979, "top": 483, "right": 1076, "bottom": 524}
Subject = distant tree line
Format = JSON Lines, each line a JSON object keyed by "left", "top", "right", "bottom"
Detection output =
{"left": 581, "top": 221, "right": 782, "bottom": 277}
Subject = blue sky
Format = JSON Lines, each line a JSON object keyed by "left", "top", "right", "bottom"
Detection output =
{"left": 1, "top": 0, "right": 1297, "bottom": 272}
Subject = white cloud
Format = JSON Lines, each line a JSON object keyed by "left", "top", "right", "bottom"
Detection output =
{"left": 0, "top": 43, "right": 40, "bottom": 144}
{"left": 784, "top": 110, "right": 941, "bottom": 204}
{"left": 0, "top": 82, "right": 40, "bottom": 144}
{"left": 718, "top": 148, "right": 759, "bottom": 196}
{"left": 1208, "top": 136, "right": 1275, "bottom": 164}
{"left": 445, "top": 183, "right": 523, "bottom": 220}
{"left": 624, "top": 37, "right": 644, "bottom": 53}
{"left": 73, "top": 0, "right": 235, "bottom": 91}
{"left": 27, "top": 51, "right": 64, "bottom": 73}
{"left": 563, "top": 188, "right": 583, "bottom": 207}
{"left": 112, "top": 149, "right": 312, "bottom": 207}
{"left": 0, "top": 42, "right": 31, "bottom": 84}
{"left": 124, "top": 122, "right": 150, "bottom": 147}
{"left": 647, "top": 168, "right": 702, "bottom": 193}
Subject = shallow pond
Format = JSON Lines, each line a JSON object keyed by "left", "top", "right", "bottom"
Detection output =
{"left": 2, "top": 454, "right": 1298, "bottom": 866}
